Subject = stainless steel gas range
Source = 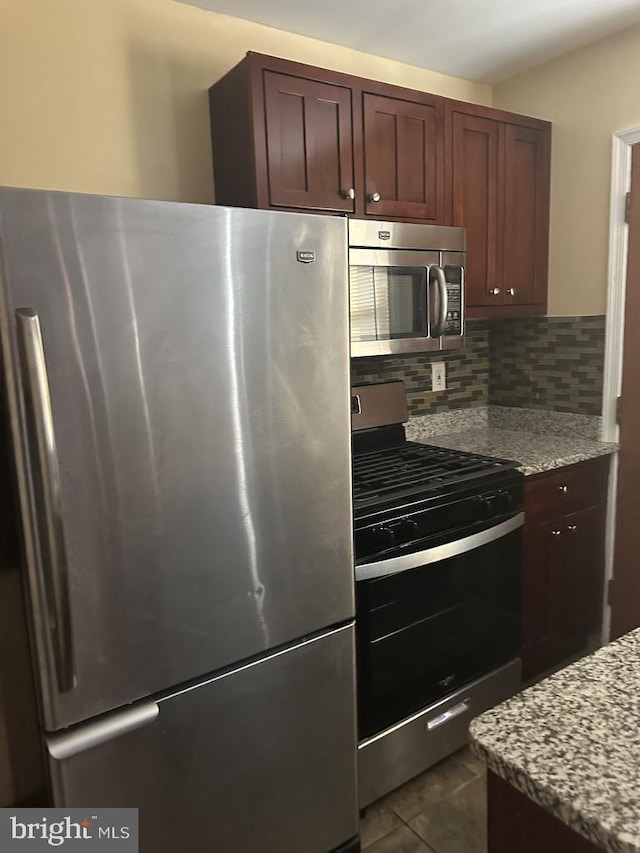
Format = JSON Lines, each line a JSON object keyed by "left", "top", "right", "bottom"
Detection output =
{"left": 352, "top": 381, "right": 523, "bottom": 808}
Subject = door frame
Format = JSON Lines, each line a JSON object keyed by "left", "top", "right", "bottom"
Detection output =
{"left": 601, "top": 125, "right": 640, "bottom": 641}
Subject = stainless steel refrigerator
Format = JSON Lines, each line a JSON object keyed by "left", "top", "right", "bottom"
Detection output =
{"left": 0, "top": 188, "right": 358, "bottom": 852}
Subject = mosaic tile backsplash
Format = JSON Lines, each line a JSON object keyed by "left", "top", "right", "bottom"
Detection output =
{"left": 489, "top": 316, "right": 605, "bottom": 416}
{"left": 350, "top": 322, "right": 490, "bottom": 415}
{"left": 351, "top": 316, "right": 605, "bottom": 417}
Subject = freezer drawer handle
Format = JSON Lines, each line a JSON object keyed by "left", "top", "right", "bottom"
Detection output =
{"left": 16, "top": 308, "right": 75, "bottom": 693}
{"left": 426, "top": 700, "right": 470, "bottom": 731}
{"left": 47, "top": 700, "right": 160, "bottom": 760}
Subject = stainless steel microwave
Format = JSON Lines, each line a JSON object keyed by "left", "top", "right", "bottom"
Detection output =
{"left": 348, "top": 220, "right": 466, "bottom": 357}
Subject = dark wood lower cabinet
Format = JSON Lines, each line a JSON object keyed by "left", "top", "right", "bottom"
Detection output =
{"left": 521, "top": 458, "right": 609, "bottom": 680}
{"left": 487, "top": 771, "right": 602, "bottom": 852}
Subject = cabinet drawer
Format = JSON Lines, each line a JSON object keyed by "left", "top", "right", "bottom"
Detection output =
{"left": 524, "top": 456, "right": 610, "bottom": 527}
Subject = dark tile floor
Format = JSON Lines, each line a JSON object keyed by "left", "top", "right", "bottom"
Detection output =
{"left": 360, "top": 746, "right": 487, "bottom": 853}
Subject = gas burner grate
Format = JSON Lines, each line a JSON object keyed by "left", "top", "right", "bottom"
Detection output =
{"left": 352, "top": 442, "right": 512, "bottom": 503}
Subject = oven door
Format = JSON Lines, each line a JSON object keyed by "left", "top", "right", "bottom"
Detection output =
{"left": 349, "top": 249, "right": 445, "bottom": 356}
{"left": 355, "top": 514, "right": 523, "bottom": 740}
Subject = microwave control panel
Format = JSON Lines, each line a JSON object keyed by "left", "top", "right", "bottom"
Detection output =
{"left": 444, "top": 266, "right": 463, "bottom": 336}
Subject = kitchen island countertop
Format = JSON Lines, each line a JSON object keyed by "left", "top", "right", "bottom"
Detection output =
{"left": 469, "top": 628, "right": 640, "bottom": 852}
{"left": 406, "top": 406, "right": 617, "bottom": 475}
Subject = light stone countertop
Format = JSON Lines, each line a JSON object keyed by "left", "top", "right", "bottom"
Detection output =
{"left": 405, "top": 406, "right": 617, "bottom": 475}
{"left": 469, "top": 628, "right": 640, "bottom": 852}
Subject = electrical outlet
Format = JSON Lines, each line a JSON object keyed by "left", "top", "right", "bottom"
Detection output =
{"left": 431, "top": 361, "right": 446, "bottom": 392}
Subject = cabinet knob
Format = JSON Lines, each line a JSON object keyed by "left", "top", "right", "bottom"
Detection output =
{"left": 507, "top": 288, "right": 516, "bottom": 296}
{"left": 489, "top": 288, "right": 501, "bottom": 296}
{"left": 368, "top": 191, "right": 382, "bottom": 203}
{"left": 552, "top": 529, "right": 562, "bottom": 536}
{"left": 567, "top": 524, "right": 578, "bottom": 533}
{"left": 558, "top": 485, "right": 568, "bottom": 494}
{"left": 343, "top": 187, "right": 356, "bottom": 200}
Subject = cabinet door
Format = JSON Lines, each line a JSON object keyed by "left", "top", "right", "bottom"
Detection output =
{"left": 522, "top": 506, "right": 606, "bottom": 680}
{"left": 362, "top": 93, "right": 442, "bottom": 221}
{"left": 264, "top": 71, "right": 355, "bottom": 212}
{"left": 501, "top": 124, "right": 551, "bottom": 307}
{"left": 522, "top": 520, "right": 561, "bottom": 677}
{"left": 450, "top": 112, "right": 500, "bottom": 307}
{"left": 560, "top": 505, "right": 606, "bottom": 640}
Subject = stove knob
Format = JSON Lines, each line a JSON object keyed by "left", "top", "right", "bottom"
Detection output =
{"left": 495, "top": 491, "right": 513, "bottom": 513}
{"left": 372, "top": 525, "right": 394, "bottom": 549}
{"left": 401, "top": 517, "right": 420, "bottom": 539}
{"left": 473, "top": 497, "right": 492, "bottom": 520}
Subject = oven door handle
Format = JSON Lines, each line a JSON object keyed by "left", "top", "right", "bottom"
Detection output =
{"left": 355, "top": 513, "right": 524, "bottom": 581}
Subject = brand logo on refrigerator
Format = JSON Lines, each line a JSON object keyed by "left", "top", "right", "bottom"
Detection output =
{"left": 296, "top": 251, "right": 315, "bottom": 263}
{"left": 378, "top": 231, "right": 391, "bottom": 240}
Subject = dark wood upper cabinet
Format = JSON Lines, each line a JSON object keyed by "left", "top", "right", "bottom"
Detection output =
{"left": 263, "top": 71, "right": 355, "bottom": 212}
{"left": 450, "top": 111, "right": 500, "bottom": 307}
{"left": 446, "top": 103, "right": 551, "bottom": 318}
{"left": 209, "top": 53, "right": 551, "bottom": 317}
{"left": 209, "top": 55, "right": 355, "bottom": 213}
{"left": 502, "top": 123, "right": 551, "bottom": 309}
{"left": 209, "top": 53, "right": 445, "bottom": 222}
{"left": 362, "top": 92, "right": 443, "bottom": 221}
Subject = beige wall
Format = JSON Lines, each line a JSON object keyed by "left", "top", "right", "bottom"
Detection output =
{"left": 0, "top": 0, "right": 490, "bottom": 205}
{"left": 3, "top": 1, "right": 640, "bottom": 314}
{"left": 494, "top": 23, "right": 640, "bottom": 316}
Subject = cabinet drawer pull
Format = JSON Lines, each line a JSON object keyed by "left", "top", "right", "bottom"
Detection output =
{"left": 368, "top": 191, "right": 382, "bottom": 203}
{"left": 489, "top": 288, "right": 501, "bottom": 296}
{"left": 552, "top": 529, "right": 562, "bottom": 536}
{"left": 567, "top": 524, "right": 578, "bottom": 533}
{"left": 558, "top": 485, "right": 568, "bottom": 494}
{"left": 507, "top": 288, "right": 516, "bottom": 296}
{"left": 343, "top": 187, "right": 356, "bottom": 200}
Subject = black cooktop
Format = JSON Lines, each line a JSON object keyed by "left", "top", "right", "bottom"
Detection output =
{"left": 352, "top": 439, "right": 519, "bottom": 512}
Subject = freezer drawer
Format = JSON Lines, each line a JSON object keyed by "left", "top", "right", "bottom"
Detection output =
{"left": 47, "top": 624, "right": 358, "bottom": 853}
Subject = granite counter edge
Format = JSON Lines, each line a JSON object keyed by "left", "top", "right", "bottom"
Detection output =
{"left": 468, "top": 729, "right": 635, "bottom": 853}
{"left": 516, "top": 442, "right": 618, "bottom": 476}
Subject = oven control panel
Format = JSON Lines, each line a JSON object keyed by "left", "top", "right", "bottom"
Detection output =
{"left": 355, "top": 476, "right": 523, "bottom": 563}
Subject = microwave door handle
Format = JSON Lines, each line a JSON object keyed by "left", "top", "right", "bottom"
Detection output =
{"left": 429, "top": 266, "right": 448, "bottom": 337}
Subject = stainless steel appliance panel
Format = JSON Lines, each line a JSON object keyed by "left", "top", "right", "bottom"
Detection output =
{"left": 348, "top": 220, "right": 466, "bottom": 252}
{"left": 357, "top": 658, "right": 521, "bottom": 808}
{"left": 48, "top": 624, "right": 359, "bottom": 853}
{"left": 348, "top": 221, "right": 465, "bottom": 357}
{"left": 351, "top": 381, "right": 407, "bottom": 432}
{"left": 0, "top": 189, "right": 354, "bottom": 730}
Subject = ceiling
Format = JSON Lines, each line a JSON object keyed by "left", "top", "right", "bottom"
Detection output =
{"left": 177, "top": 0, "right": 640, "bottom": 83}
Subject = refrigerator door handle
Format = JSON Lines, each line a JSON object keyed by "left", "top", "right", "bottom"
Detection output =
{"left": 16, "top": 307, "right": 75, "bottom": 694}
{"left": 47, "top": 700, "right": 160, "bottom": 759}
